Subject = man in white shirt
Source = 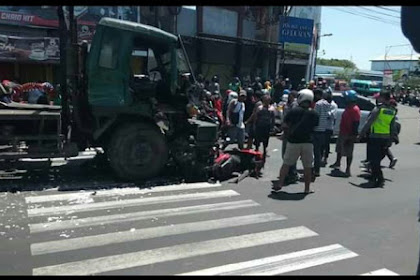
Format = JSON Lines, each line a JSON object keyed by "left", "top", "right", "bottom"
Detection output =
{"left": 323, "top": 90, "right": 338, "bottom": 164}
{"left": 224, "top": 90, "right": 247, "bottom": 150}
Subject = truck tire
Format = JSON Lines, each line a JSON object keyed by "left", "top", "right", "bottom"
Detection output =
{"left": 108, "top": 123, "right": 168, "bottom": 181}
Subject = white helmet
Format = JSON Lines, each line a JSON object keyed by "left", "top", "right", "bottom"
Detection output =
{"left": 297, "top": 89, "right": 314, "bottom": 105}
{"left": 229, "top": 91, "right": 238, "bottom": 99}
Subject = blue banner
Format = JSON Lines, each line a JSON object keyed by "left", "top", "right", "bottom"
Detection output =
{"left": 279, "top": 16, "right": 314, "bottom": 45}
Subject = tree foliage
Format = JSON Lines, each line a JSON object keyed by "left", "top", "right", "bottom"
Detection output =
{"left": 333, "top": 69, "right": 359, "bottom": 83}
{"left": 316, "top": 58, "right": 358, "bottom": 69}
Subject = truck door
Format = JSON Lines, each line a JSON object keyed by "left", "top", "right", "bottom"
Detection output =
{"left": 88, "top": 29, "right": 131, "bottom": 107}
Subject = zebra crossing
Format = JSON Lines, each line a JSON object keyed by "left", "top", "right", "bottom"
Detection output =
{"left": 24, "top": 182, "right": 398, "bottom": 275}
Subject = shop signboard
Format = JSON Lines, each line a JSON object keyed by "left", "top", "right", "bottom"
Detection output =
{"left": 279, "top": 16, "right": 314, "bottom": 54}
{"left": 0, "top": 6, "right": 138, "bottom": 42}
{"left": 0, "top": 34, "right": 60, "bottom": 63}
{"left": 0, "top": 6, "right": 139, "bottom": 63}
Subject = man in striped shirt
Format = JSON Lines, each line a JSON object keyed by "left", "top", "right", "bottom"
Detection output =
{"left": 312, "top": 89, "right": 330, "bottom": 177}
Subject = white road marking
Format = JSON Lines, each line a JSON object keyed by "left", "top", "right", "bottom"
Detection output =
{"left": 29, "top": 200, "right": 260, "bottom": 233}
{"left": 32, "top": 226, "right": 318, "bottom": 275}
{"left": 25, "top": 182, "right": 222, "bottom": 204}
{"left": 27, "top": 190, "right": 239, "bottom": 217}
{"left": 361, "top": 268, "right": 399, "bottom": 275}
{"left": 30, "top": 213, "right": 286, "bottom": 255}
{"left": 180, "top": 244, "right": 358, "bottom": 275}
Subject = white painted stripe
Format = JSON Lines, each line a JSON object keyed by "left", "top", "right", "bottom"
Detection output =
{"left": 25, "top": 182, "right": 222, "bottom": 204}
{"left": 32, "top": 226, "right": 318, "bottom": 275}
{"left": 27, "top": 190, "right": 239, "bottom": 217}
{"left": 29, "top": 200, "right": 260, "bottom": 233}
{"left": 362, "top": 269, "right": 399, "bottom": 275}
{"left": 31, "top": 213, "right": 286, "bottom": 256}
{"left": 180, "top": 244, "right": 358, "bottom": 275}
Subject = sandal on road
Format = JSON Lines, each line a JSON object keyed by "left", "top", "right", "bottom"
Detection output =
{"left": 304, "top": 190, "right": 315, "bottom": 194}
{"left": 271, "top": 187, "right": 283, "bottom": 194}
{"left": 329, "top": 164, "right": 340, "bottom": 169}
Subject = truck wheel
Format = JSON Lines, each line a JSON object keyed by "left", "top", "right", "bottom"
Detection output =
{"left": 108, "top": 123, "right": 168, "bottom": 181}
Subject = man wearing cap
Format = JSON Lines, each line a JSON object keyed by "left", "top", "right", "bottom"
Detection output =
{"left": 359, "top": 91, "right": 398, "bottom": 187}
{"left": 224, "top": 89, "right": 247, "bottom": 150}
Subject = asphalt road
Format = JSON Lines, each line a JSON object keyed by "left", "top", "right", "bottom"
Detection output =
{"left": 0, "top": 103, "right": 419, "bottom": 275}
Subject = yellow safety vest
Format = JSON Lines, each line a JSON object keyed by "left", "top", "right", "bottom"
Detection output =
{"left": 370, "top": 106, "right": 396, "bottom": 136}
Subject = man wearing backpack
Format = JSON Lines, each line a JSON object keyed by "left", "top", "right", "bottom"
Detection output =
{"left": 224, "top": 90, "right": 247, "bottom": 150}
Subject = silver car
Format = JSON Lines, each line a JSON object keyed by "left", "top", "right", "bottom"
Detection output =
{"left": 332, "top": 92, "right": 375, "bottom": 137}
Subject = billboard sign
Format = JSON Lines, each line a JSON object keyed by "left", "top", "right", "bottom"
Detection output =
{"left": 0, "top": 34, "right": 60, "bottom": 63}
{"left": 279, "top": 16, "right": 314, "bottom": 54}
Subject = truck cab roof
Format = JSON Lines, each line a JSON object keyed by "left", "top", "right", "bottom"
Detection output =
{"left": 98, "top": 17, "right": 178, "bottom": 44}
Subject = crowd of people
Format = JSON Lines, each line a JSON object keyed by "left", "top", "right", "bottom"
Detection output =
{"left": 193, "top": 74, "right": 400, "bottom": 194}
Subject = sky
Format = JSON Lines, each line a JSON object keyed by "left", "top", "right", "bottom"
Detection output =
{"left": 319, "top": 6, "right": 417, "bottom": 71}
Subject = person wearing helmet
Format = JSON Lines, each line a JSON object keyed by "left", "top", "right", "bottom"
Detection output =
{"left": 272, "top": 89, "right": 319, "bottom": 194}
{"left": 359, "top": 90, "right": 397, "bottom": 187}
{"left": 330, "top": 90, "right": 361, "bottom": 177}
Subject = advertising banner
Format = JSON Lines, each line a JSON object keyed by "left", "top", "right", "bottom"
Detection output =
{"left": 0, "top": 34, "right": 60, "bottom": 63}
{"left": 279, "top": 16, "right": 314, "bottom": 54}
{"left": 0, "top": 6, "right": 139, "bottom": 62}
{"left": 0, "top": 6, "right": 138, "bottom": 28}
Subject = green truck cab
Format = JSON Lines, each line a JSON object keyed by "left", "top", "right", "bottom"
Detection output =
{"left": 0, "top": 17, "right": 218, "bottom": 182}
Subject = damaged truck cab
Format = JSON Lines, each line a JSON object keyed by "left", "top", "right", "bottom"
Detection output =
{"left": 0, "top": 17, "right": 218, "bottom": 182}
{"left": 83, "top": 18, "right": 218, "bottom": 181}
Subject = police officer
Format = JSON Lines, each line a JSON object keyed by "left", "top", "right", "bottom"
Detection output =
{"left": 359, "top": 91, "right": 398, "bottom": 187}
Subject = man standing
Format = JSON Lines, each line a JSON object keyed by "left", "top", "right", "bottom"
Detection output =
{"left": 273, "top": 77, "right": 284, "bottom": 104}
{"left": 323, "top": 89, "right": 338, "bottom": 165}
{"left": 224, "top": 90, "right": 247, "bottom": 150}
{"left": 330, "top": 90, "right": 361, "bottom": 177}
{"left": 252, "top": 95, "right": 275, "bottom": 161}
{"left": 298, "top": 78, "right": 306, "bottom": 91}
{"left": 229, "top": 77, "right": 242, "bottom": 93}
{"left": 252, "top": 76, "right": 263, "bottom": 93}
{"left": 209, "top": 75, "right": 220, "bottom": 95}
{"left": 359, "top": 91, "right": 397, "bottom": 187}
{"left": 245, "top": 89, "right": 263, "bottom": 150}
{"left": 312, "top": 89, "right": 330, "bottom": 177}
{"left": 284, "top": 78, "right": 292, "bottom": 90}
{"left": 281, "top": 90, "right": 300, "bottom": 184}
{"left": 272, "top": 89, "right": 319, "bottom": 194}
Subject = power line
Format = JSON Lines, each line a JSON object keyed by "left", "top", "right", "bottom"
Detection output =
{"left": 376, "top": 6, "right": 401, "bottom": 14}
{"left": 356, "top": 6, "right": 400, "bottom": 19}
{"left": 348, "top": 7, "right": 400, "bottom": 24}
{"left": 331, "top": 7, "right": 400, "bottom": 26}
{"left": 330, "top": 7, "right": 400, "bottom": 26}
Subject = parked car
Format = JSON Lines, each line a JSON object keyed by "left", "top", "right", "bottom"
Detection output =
{"left": 332, "top": 92, "right": 375, "bottom": 137}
